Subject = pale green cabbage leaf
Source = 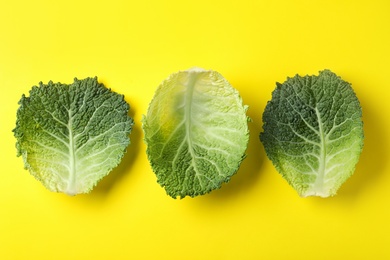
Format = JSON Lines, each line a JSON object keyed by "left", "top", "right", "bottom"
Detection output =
{"left": 142, "top": 68, "right": 249, "bottom": 198}
{"left": 260, "top": 70, "right": 364, "bottom": 197}
{"left": 13, "top": 77, "right": 133, "bottom": 195}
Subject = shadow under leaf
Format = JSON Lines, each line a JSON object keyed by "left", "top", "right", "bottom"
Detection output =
{"left": 201, "top": 99, "right": 266, "bottom": 201}
{"left": 336, "top": 97, "right": 389, "bottom": 200}
{"left": 91, "top": 107, "right": 142, "bottom": 196}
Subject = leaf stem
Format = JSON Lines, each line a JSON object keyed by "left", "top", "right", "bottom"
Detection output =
{"left": 312, "top": 107, "right": 327, "bottom": 196}
{"left": 66, "top": 110, "right": 77, "bottom": 195}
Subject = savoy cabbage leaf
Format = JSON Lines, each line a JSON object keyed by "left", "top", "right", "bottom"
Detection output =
{"left": 142, "top": 68, "right": 249, "bottom": 198}
{"left": 13, "top": 77, "right": 133, "bottom": 195}
{"left": 260, "top": 70, "right": 364, "bottom": 197}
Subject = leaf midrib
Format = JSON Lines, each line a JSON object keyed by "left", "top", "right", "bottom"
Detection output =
{"left": 66, "top": 109, "right": 77, "bottom": 195}
{"left": 183, "top": 73, "right": 203, "bottom": 187}
{"left": 313, "top": 107, "right": 326, "bottom": 193}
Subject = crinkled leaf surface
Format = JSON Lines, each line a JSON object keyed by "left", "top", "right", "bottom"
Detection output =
{"left": 260, "top": 70, "right": 364, "bottom": 197}
{"left": 13, "top": 77, "right": 133, "bottom": 195}
{"left": 142, "top": 68, "right": 249, "bottom": 198}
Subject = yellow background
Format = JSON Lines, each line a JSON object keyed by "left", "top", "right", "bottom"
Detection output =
{"left": 1, "top": 0, "right": 389, "bottom": 259}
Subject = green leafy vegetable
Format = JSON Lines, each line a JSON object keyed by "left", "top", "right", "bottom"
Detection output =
{"left": 13, "top": 77, "right": 133, "bottom": 195}
{"left": 260, "top": 70, "right": 364, "bottom": 197}
{"left": 142, "top": 68, "right": 249, "bottom": 198}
